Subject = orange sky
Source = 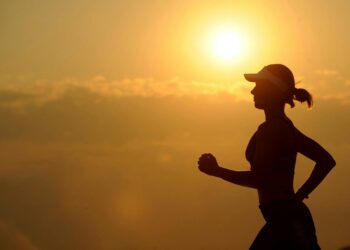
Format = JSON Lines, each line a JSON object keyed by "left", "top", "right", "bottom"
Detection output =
{"left": 0, "top": 1, "right": 349, "bottom": 250}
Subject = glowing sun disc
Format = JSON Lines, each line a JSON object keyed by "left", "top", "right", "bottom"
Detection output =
{"left": 208, "top": 27, "right": 247, "bottom": 63}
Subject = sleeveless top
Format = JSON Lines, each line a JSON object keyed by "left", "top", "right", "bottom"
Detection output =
{"left": 245, "top": 117, "right": 298, "bottom": 205}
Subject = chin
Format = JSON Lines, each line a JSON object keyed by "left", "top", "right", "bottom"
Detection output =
{"left": 254, "top": 102, "right": 264, "bottom": 109}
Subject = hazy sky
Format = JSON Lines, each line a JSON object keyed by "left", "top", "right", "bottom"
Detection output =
{"left": 0, "top": 1, "right": 350, "bottom": 250}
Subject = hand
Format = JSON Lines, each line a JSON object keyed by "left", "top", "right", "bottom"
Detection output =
{"left": 197, "top": 153, "right": 221, "bottom": 176}
{"left": 295, "top": 190, "right": 309, "bottom": 201}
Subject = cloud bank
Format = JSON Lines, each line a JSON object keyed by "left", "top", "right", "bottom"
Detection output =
{"left": 1, "top": 70, "right": 349, "bottom": 112}
{"left": 0, "top": 76, "right": 252, "bottom": 110}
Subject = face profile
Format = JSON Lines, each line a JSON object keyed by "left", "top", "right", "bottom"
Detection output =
{"left": 250, "top": 79, "right": 285, "bottom": 110}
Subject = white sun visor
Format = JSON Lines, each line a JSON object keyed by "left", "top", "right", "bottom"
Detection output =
{"left": 244, "top": 67, "right": 289, "bottom": 92}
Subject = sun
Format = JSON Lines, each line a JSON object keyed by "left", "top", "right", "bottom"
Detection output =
{"left": 206, "top": 26, "right": 248, "bottom": 64}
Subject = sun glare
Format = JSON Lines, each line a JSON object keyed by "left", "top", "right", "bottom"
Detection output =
{"left": 206, "top": 26, "right": 248, "bottom": 64}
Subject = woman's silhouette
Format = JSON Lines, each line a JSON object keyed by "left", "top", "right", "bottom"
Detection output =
{"left": 198, "top": 64, "right": 335, "bottom": 250}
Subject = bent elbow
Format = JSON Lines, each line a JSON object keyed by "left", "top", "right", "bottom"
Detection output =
{"left": 319, "top": 155, "right": 336, "bottom": 171}
{"left": 327, "top": 153, "right": 336, "bottom": 168}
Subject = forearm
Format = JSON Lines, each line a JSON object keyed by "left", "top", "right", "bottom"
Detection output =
{"left": 296, "top": 161, "right": 335, "bottom": 199}
{"left": 213, "top": 167, "right": 257, "bottom": 189}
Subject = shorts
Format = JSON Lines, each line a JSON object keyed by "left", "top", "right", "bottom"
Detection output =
{"left": 249, "top": 200, "right": 321, "bottom": 250}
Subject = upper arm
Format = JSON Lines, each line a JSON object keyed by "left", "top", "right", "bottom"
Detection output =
{"left": 296, "top": 129, "right": 336, "bottom": 167}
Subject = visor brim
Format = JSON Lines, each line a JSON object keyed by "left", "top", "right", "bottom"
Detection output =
{"left": 244, "top": 73, "right": 261, "bottom": 82}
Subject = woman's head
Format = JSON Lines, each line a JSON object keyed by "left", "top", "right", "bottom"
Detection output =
{"left": 244, "top": 64, "right": 313, "bottom": 109}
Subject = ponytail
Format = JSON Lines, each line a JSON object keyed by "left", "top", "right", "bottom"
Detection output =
{"left": 294, "top": 88, "right": 313, "bottom": 108}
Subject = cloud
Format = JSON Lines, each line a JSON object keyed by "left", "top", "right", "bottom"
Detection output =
{"left": 0, "top": 76, "right": 251, "bottom": 110}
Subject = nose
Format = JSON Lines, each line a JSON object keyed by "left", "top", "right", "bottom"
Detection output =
{"left": 250, "top": 87, "right": 256, "bottom": 95}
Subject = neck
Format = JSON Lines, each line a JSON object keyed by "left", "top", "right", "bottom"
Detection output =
{"left": 264, "top": 106, "right": 286, "bottom": 121}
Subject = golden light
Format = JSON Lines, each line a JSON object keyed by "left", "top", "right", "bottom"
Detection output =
{"left": 205, "top": 25, "right": 249, "bottom": 65}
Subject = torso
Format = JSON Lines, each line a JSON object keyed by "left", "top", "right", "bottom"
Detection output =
{"left": 246, "top": 117, "right": 298, "bottom": 205}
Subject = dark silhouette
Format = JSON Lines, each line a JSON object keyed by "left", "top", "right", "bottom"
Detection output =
{"left": 198, "top": 64, "right": 336, "bottom": 250}
{"left": 339, "top": 247, "right": 350, "bottom": 250}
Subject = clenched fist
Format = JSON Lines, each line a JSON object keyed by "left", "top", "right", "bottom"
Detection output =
{"left": 197, "top": 153, "right": 221, "bottom": 176}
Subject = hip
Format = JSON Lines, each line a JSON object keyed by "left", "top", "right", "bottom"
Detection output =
{"left": 259, "top": 199, "right": 315, "bottom": 228}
